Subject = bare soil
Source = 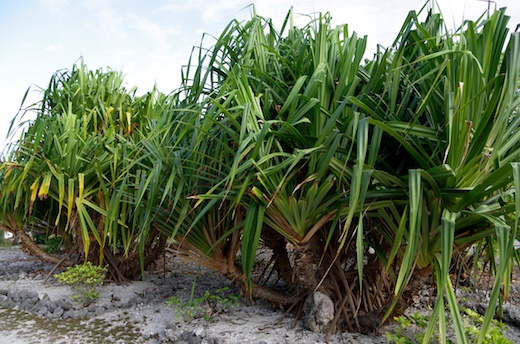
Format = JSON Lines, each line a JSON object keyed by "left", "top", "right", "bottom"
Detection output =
{"left": 0, "top": 243, "right": 519, "bottom": 343}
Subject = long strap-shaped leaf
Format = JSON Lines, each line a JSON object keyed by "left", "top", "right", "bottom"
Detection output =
{"left": 389, "top": 169, "right": 423, "bottom": 317}
{"left": 477, "top": 162, "right": 520, "bottom": 343}
{"left": 241, "top": 201, "right": 265, "bottom": 294}
{"left": 423, "top": 210, "right": 467, "bottom": 344}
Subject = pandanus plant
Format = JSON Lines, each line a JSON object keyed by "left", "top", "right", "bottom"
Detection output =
{"left": 0, "top": 61, "right": 173, "bottom": 280}
{"left": 159, "top": 9, "right": 408, "bottom": 334}
{"left": 156, "top": 3, "right": 520, "bottom": 342}
{"left": 1, "top": 1, "right": 519, "bottom": 342}
{"left": 353, "top": 6, "right": 520, "bottom": 342}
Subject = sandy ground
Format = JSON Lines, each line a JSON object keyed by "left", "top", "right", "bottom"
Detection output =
{"left": 1, "top": 244, "right": 520, "bottom": 343}
{"left": 0, "top": 245, "right": 389, "bottom": 344}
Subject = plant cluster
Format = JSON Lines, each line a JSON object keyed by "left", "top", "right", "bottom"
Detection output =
{"left": 54, "top": 262, "right": 107, "bottom": 304}
{"left": 0, "top": 1, "right": 519, "bottom": 342}
{"left": 33, "top": 233, "right": 63, "bottom": 254}
{"left": 386, "top": 309, "right": 512, "bottom": 344}
{"left": 0, "top": 61, "right": 170, "bottom": 280}
{"left": 43, "top": 235, "right": 63, "bottom": 254}
{"left": 166, "top": 287, "right": 239, "bottom": 320}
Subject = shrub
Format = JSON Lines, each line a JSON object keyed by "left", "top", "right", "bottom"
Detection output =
{"left": 55, "top": 262, "right": 107, "bottom": 304}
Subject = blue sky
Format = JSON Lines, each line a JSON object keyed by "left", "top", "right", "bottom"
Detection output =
{"left": 1, "top": 0, "right": 519, "bottom": 153}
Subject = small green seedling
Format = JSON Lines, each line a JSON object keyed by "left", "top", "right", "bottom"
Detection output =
{"left": 166, "top": 287, "right": 240, "bottom": 320}
{"left": 385, "top": 308, "right": 512, "bottom": 344}
{"left": 386, "top": 312, "right": 429, "bottom": 344}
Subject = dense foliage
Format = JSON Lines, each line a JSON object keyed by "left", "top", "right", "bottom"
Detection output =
{"left": 1, "top": 2, "right": 519, "bottom": 342}
{"left": 0, "top": 62, "right": 173, "bottom": 280}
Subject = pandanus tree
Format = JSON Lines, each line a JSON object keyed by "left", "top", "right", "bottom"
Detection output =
{"left": 154, "top": 4, "right": 520, "bottom": 342}
{"left": 160, "top": 9, "right": 408, "bottom": 334}
{"left": 1, "top": 2, "right": 519, "bottom": 342}
{"left": 354, "top": 6, "right": 520, "bottom": 342}
{"left": 0, "top": 61, "right": 173, "bottom": 280}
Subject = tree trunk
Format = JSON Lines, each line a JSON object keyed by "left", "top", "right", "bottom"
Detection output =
{"left": 288, "top": 235, "right": 331, "bottom": 292}
{"left": 1, "top": 216, "right": 71, "bottom": 266}
{"left": 263, "top": 228, "right": 295, "bottom": 290}
{"left": 223, "top": 263, "right": 295, "bottom": 306}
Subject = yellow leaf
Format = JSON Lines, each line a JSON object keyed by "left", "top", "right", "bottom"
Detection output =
{"left": 38, "top": 172, "right": 52, "bottom": 200}
{"left": 78, "top": 173, "right": 84, "bottom": 199}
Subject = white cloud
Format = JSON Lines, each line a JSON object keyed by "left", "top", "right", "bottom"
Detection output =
{"left": 116, "top": 49, "right": 137, "bottom": 60}
{"left": 158, "top": 0, "right": 251, "bottom": 25}
{"left": 128, "top": 13, "right": 171, "bottom": 49}
{"left": 38, "top": 0, "right": 69, "bottom": 13}
{"left": 82, "top": 0, "right": 127, "bottom": 39}
{"left": 45, "top": 44, "right": 62, "bottom": 51}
